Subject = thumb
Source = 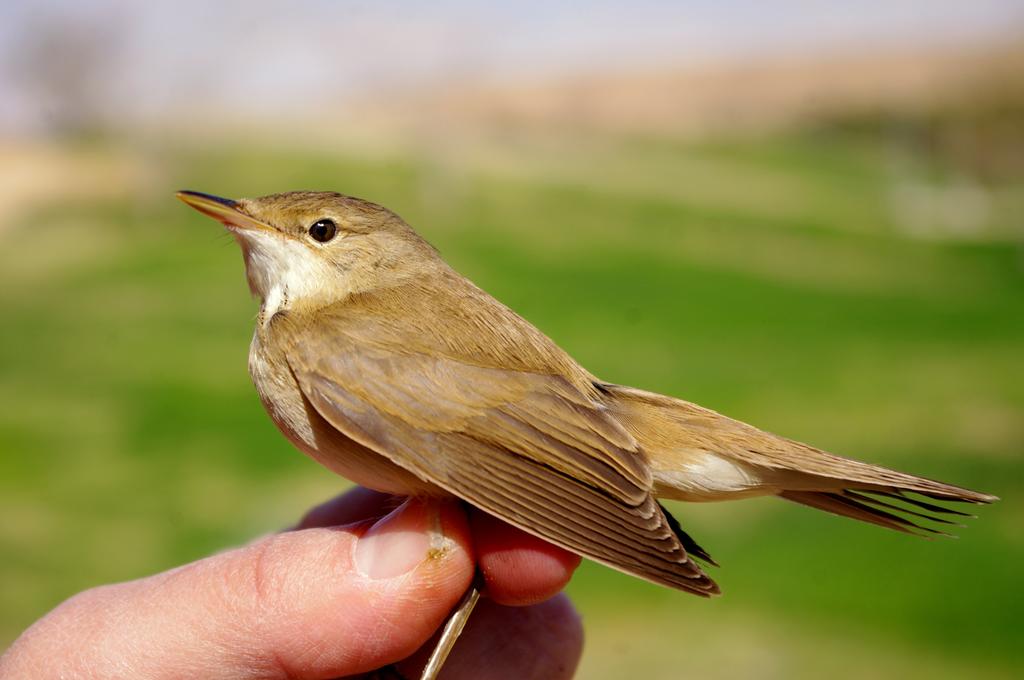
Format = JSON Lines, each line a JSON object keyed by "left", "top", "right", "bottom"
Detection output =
{"left": 1, "top": 498, "right": 474, "bottom": 679}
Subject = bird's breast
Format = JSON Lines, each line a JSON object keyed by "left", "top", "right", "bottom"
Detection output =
{"left": 249, "top": 330, "right": 317, "bottom": 448}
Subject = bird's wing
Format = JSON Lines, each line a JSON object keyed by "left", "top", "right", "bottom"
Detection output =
{"left": 282, "top": 308, "right": 717, "bottom": 595}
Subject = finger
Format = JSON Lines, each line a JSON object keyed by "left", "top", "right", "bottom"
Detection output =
{"left": 1, "top": 498, "right": 475, "bottom": 680}
{"left": 294, "top": 486, "right": 399, "bottom": 530}
{"left": 393, "top": 594, "right": 584, "bottom": 680}
{"left": 299, "top": 492, "right": 581, "bottom": 606}
{"left": 470, "top": 510, "right": 582, "bottom": 606}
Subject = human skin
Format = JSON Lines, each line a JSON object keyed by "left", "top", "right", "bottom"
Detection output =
{"left": 0, "top": 487, "right": 584, "bottom": 679}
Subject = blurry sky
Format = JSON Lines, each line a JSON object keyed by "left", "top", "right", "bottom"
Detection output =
{"left": 1, "top": 0, "right": 1023, "bottom": 133}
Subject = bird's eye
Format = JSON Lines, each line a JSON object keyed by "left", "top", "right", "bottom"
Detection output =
{"left": 308, "top": 219, "right": 337, "bottom": 243}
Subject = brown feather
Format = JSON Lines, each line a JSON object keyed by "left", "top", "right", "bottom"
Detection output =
{"left": 604, "top": 384, "right": 997, "bottom": 510}
{"left": 280, "top": 281, "right": 717, "bottom": 595}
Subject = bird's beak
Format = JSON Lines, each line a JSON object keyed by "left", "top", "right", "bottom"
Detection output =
{"left": 176, "top": 190, "right": 275, "bottom": 234}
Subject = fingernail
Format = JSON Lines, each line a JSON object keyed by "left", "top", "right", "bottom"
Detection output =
{"left": 354, "top": 499, "right": 440, "bottom": 580}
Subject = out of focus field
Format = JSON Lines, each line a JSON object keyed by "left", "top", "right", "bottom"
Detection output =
{"left": 3, "top": 0, "right": 1024, "bottom": 672}
{"left": 1, "top": 116, "right": 1021, "bottom": 677}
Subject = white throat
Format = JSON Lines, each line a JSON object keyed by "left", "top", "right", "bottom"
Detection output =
{"left": 233, "top": 229, "right": 338, "bottom": 324}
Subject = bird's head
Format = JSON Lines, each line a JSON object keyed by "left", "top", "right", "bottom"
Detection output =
{"left": 177, "top": 190, "right": 438, "bottom": 314}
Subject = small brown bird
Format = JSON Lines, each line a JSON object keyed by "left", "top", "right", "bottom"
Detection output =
{"left": 178, "top": 187, "right": 995, "bottom": 621}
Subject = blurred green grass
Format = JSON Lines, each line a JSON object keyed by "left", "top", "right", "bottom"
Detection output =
{"left": 0, "top": 129, "right": 1021, "bottom": 678}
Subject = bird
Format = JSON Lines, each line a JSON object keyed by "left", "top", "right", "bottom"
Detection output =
{"left": 176, "top": 188, "right": 996, "bottom": 600}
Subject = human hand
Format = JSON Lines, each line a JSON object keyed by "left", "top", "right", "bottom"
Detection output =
{"left": 0, "top": 487, "right": 584, "bottom": 679}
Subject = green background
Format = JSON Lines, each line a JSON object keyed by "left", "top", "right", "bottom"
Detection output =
{"left": 1, "top": 126, "right": 1021, "bottom": 677}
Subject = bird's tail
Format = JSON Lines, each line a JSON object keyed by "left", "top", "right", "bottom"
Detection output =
{"left": 601, "top": 384, "right": 997, "bottom": 536}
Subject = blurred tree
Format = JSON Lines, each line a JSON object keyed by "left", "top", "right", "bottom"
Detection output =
{"left": 11, "top": 10, "right": 128, "bottom": 138}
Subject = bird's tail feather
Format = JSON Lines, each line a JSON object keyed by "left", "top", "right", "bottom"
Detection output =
{"left": 777, "top": 489, "right": 972, "bottom": 537}
{"left": 602, "top": 384, "right": 997, "bottom": 536}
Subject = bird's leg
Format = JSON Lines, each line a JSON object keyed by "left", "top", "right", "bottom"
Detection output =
{"left": 419, "top": 571, "right": 484, "bottom": 680}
